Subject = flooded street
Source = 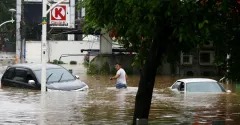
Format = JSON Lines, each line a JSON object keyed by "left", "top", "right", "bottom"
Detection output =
{"left": 0, "top": 65, "right": 240, "bottom": 125}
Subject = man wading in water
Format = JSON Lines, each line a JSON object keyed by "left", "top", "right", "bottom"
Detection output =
{"left": 110, "top": 63, "right": 128, "bottom": 89}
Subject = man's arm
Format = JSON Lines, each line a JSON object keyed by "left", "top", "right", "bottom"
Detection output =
{"left": 110, "top": 74, "right": 120, "bottom": 80}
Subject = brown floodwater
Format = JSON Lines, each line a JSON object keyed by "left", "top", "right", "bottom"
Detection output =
{"left": 0, "top": 65, "right": 240, "bottom": 125}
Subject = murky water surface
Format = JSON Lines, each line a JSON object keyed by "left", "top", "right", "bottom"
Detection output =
{"left": 1, "top": 65, "right": 240, "bottom": 125}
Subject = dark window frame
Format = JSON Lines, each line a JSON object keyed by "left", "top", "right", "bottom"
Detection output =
{"left": 12, "top": 68, "right": 28, "bottom": 83}
{"left": 172, "top": 81, "right": 182, "bottom": 89}
{"left": 3, "top": 67, "right": 15, "bottom": 79}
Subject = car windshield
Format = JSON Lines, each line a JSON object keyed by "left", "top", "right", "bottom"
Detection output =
{"left": 34, "top": 68, "right": 75, "bottom": 83}
{"left": 186, "top": 82, "right": 225, "bottom": 92}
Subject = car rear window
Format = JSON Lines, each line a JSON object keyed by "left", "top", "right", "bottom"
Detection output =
{"left": 186, "top": 82, "right": 225, "bottom": 92}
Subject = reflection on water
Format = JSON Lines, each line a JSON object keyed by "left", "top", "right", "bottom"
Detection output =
{"left": 0, "top": 65, "right": 240, "bottom": 124}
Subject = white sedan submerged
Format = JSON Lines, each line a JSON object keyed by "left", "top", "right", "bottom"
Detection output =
{"left": 170, "top": 78, "right": 231, "bottom": 93}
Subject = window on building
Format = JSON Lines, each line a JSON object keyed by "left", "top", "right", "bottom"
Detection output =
{"left": 199, "top": 51, "right": 214, "bottom": 65}
{"left": 181, "top": 53, "right": 193, "bottom": 65}
{"left": 200, "top": 53, "right": 210, "bottom": 63}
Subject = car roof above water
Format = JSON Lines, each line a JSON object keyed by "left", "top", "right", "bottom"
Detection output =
{"left": 177, "top": 78, "right": 217, "bottom": 83}
{"left": 9, "top": 63, "right": 62, "bottom": 71}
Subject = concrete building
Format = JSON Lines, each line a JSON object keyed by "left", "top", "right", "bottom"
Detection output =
{"left": 178, "top": 42, "right": 217, "bottom": 76}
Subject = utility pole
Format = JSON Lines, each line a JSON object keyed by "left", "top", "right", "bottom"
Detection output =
{"left": 226, "top": 53, "right": 231, "bottom": 84}
{"left": 41, "top": 0, "right": 47, "bottom": 93}
{"left": 68, "top": 0, "right": 75, "bottom": 40}
{"left": 21, "top": 21, "right": 26, "bottom": 63}
{"left": 16, "top": 0, "right": 22, "bottom": 64}
{"left": 41, "top": 0, "right": 68, "bottom": 92}
{"left": 21, "top": 3, "right": 26, "bottom": 63}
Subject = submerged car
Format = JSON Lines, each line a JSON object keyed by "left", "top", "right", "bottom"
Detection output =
{"left": 1, "top": 63, "right": 88, "bottom": 91}
{"left": 170, "top": 78, "right": 231, "bottom": 93}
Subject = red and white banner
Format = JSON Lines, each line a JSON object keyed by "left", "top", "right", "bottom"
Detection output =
{"left": 50, "top": 4, "right": 69, "bottom": 28}
{"left": 52, "top": 0, "right": 69, "bottom": 2}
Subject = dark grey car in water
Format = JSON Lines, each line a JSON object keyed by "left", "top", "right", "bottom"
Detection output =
{"left": 1, "top": 64, "right": 89, "bottom": 91}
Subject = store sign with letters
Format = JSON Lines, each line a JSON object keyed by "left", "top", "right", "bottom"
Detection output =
{"left": 50, "top": 4, "right": 69, "bottom": 28}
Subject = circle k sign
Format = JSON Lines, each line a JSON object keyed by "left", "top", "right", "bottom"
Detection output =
{"left": 51, "top": 4, "right": 67, "bottom": 20}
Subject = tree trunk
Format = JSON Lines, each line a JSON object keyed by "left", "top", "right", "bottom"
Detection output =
{"left": 132, "top": 35, "right": 164, "bottom": 125}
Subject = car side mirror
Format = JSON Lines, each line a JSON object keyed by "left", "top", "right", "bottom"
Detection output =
{"left": 226, "top": 90, "right": 231, "bottom": 93}
{"left": 28, "top": 80, "right": 35, "bottom": 85}
{"left": 75, "top": 75, "right": 79, "bottom": 79}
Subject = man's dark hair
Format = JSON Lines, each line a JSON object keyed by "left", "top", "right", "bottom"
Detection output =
{"left": 115, "top": 62, "right": 121, "bottom": 66}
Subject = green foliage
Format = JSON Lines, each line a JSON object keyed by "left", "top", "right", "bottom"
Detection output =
{"left": 52, "top": 59, "right": 58, "bottom": 64}
{"left": 83, "top": 60, "right": 89, "bottom": 67}
{"left": 87, "top": 63, "right": 98, "bottom": 74}
{"left": 76, "top": 0, "right": 85, "bottom": 9}
{"left": 0, "top": 0, "right": 15, "bottom": 24}
{"left": 156, "top": 65, "right": 163, "bottom": 74}
{"left": 80, "top": 0, "right": 240, "bottom": 79}
{"left": 87, "top": 61, "right": 130, "bottom": 75}
{"left": 111, "top": 68, "right": 117, "bottom": 75}
{"left": 99, "top": 61, "right": 110, "bottom": 75}
{"left": 132, "top": 54, "right": 146, "bottom": 68}
{"left": 125, "top": 67, "right": 133, "bottom": 75}
{"left": 87, "top": 61, "right": 111, "bottom": 75}
{"left": 58, "top": 61, "right": 64, "bottom": 64}
{"left": 0, "top": 0, "right": 16, "bottom": 42}
{"left": 70, "top": 60, "right": 77, "bottom": 65}
{"left": 82, "top": 0, "right": 232, "bottom": 68}
{"left": 51, "top": 59, "right": 65, "bottom": 64}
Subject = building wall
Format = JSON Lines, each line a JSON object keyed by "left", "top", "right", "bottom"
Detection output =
{"left": 25, "top": 40, "right": 178, "bottom": 75}
{"left": 179, "top": 47, "right": 217, "bottom": 76}
{"left": 25, "top": 40, "right": 100, "bottom": 64}
{"left": 25, "top": 40, "right": 217, "bottom": 76}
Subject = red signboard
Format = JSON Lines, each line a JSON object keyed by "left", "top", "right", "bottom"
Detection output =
{"left": 50, "top": 4, "right": 69, "bottom": 28}
{"left": 51, "top": 5, "right": 66, "bottom": 20}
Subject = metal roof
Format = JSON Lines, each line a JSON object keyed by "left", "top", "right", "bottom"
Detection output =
{"left": 9, "top": 63, "right": 62, "bottom": 70}
{"left": 177, "top": 78, "right": 217, "bottom": 83}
